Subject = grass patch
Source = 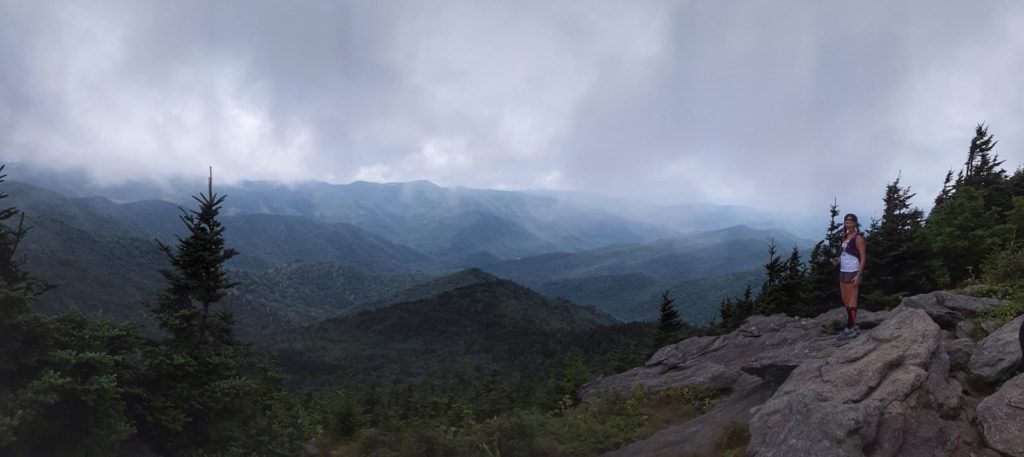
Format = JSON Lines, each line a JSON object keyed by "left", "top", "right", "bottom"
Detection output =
{"left": 975, "top": 297, "right": 1024, "bottom": 327}
{"left": 329, "top": 385, "right": 725, "bottom": 457}
{"left": 714, "top": 422, "right": 750, "bottom": 456}
{"left": 965, "top": 273, "right": 1024, "bottom": 339}
{"left": 968, "top": 295, "right": 1024, "bottom": 340}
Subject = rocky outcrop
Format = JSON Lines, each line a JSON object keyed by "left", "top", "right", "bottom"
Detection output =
{"left": 977, "top": 373, "right": 1024, "bottom": 456}
{"left": 582, "top": 291, "right": 1022, "bottom": 457}
{"left": 748, "top": 306, "right": 979, "bottom": 457}
{"left": 900, "top": 291, "right": 1001, "bottom": 329}
{"left": 968, "top": 314, "right": 1024, "bottom": 383}
{"left": 581, "top": 309, "right": 888, "bottom": 402}
{"left": 945, "top": 337, "right": 975, "bottom": 367}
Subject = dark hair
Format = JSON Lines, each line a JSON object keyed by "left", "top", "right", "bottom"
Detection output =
{"left": 844, "top": 213, "right": 860, "bottom": 229}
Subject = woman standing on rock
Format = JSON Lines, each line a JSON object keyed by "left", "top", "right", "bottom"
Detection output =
{"left": 837, "top": 213, "right": 866, "bottom": 341}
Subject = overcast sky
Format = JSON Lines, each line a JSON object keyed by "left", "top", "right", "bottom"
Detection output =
{"left": 3, "top": 1, "right": 1024, "bottom": 218}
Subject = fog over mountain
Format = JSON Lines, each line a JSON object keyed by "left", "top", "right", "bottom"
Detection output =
{"left": 6, "top": 1, "right": 1024, "bottom": 221}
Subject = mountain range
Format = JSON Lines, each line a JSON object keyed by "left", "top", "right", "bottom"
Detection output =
{"left": 6, "top": 174, "right": 815, "bottom": 329}
{"left": 6, "top": 161, "right": 820, "bottom": 257}
{"left": 267, "top": 270, "right": 647, "bottom": 393}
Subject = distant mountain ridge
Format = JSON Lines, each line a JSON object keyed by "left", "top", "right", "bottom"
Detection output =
{"left": 5, "top": 181, "right": 442, "bottom": 328}
{"left": 6, "top": 178, "right": 816, "bottom": 328}
{"left": 215, "top": 179, "right": 678, "bottom": 262}
{"left": 269, "top": 273, "right": 622, "bottom": 389}
{"left": 487, "top": 225, "right": 815, "bottom": 322}
{"left": 7, "top": 161, "right": 821, "bottom": 243}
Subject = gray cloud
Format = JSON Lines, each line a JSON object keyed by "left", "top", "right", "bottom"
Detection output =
{"left": 2, "top": 0, "right": 1024, "bottom": 220}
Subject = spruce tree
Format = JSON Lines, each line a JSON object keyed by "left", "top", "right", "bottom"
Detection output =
{"left": 133, "top": 172, "right": 308, "bottom": 455}
{"left": 0, "top": 165, "right": 135, "bottom": 455}
{"left": 925, "top": 186, "right": 1000, "bottom": 286}
{"left": 862, "top": 176, "right": 932, "bottom": 308}
{"left": 654, "top": 290, "right": 683, "bottom": 348}
{"left": 934, "top": 169, "right": 955, "bottom": 209}
{"left": 718, "top": 284, "right": 754, "bottom": 332}
{"left": 925, "top": 125, "right": 1013, "bottom": 286}
{"left": 776, "top": 246, "right": 806, "bottom": 314}
{"left": 754, "top": 240, "right": 786, "bottom": 315}
{"left": 0, "top": 165, "right": 46, "bottom": 319}
{"left": 959, "top": 123, "right": 1010, "bottom": 213}
{"left": 152, "top": 173, "right": 238, "bottom": 349}
{"left": 801, "top": 200, "right": 843, "bottom": 316}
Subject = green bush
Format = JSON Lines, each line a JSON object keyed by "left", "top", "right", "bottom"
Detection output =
{"left": 131, "top": 344, "right": 311, "bottom": 456}
{"left": 316, "top": 390, "right": 368, "bottom": 442}
{"left": 976, "top": 298, "right": 1024, "bottom": 327}
{"left": 0, "top": 316, "right": 136, "bottom": 457}
{"left": 714, "top": 422, "right": 750, "bottom": 455}
{"left": 332, "top": 385, "right": 724, "bottom": 457}
{"left": 982, "top": 248, "right": 1024, "bottom": 287}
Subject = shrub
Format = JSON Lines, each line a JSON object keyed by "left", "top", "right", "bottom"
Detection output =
{"left": 982, "top": 248, "right": 1024, "bottom": 287}
{"left": 714, "top": 422, "right": 750, "bottom": 455}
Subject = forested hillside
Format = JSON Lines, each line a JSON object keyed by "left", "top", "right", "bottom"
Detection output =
{"left": 4, "top": 124, "right": 1024, "bottom": 457}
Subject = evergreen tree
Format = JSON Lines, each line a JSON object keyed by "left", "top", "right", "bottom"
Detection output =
{"left": 152, "top": 174, "right": 238, "bottom": 349}
{"left": 775, "top": 246, "right": 806, "bottom": 314}
{"left": 132, "top": 172, "right": 309, "bottom": 456}
{"left": 0, "top": 165, "right": 136, "bottom": 455}
{"left": 653, "top": 291, "right": 683, "bottom": 348}
{"left": 934, "top": 169, "right": 955, "bottom": 209}
{"left": 754, "top": 240, "right": 786, "bottom": 315}
{"left": 801, "top": 200, "right": 843, "bottom": 316}
{"left": 1008, "top": 166, "right": 1024, "bottom": 200}
{"left": 862, "top": 176, "right": 933, "bottom": 308}
{"left": 960, "top": 124, "right": 1011, "bottom": 213}
{"left": 925, "top": 186, "right": 1001, "bottom": 286}
{"left": 0, "top": 165, "right": 46, "bottom": 319}
{"left": 717, "top": 284, "right": 754, "bottom": 332}
{"left": 959, "top": 124, "right": 1004, "bottom": 187}
{"left": 925, "top": 125, "right": 1013, "bottom": 286}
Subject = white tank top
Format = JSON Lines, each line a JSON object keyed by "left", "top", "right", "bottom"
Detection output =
{"left": 840, "top": 238, "right": 860, "bottom": 272}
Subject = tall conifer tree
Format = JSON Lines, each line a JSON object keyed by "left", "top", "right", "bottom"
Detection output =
{"left": 755, "top": 240, "right": 786, "bottom": 315}
{"left": 926, "top": 125, "right": 1012, "bottom": 285}
{"left": 654, "top": 291, "right": 683, "bottom": 348}
{"left": 775, "top": 246, "right": 806, "bottom": 314}
{"left": 134, "top": 171, "right": 307, "bottom": 455}
{"left": 0, "top": 165, "right": 135, "bottom": 455}
{"left": 862, "top": 176, "right": 932, "bottom": 308}
{"left": 152, "top": 170, "right": 238, "bottom": 349}
{"left": 801, "top": 200, "right": 843, "bottom": 316}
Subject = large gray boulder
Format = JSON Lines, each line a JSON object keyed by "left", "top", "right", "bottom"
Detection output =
{"left": 580, "top": 310, "right": 888, "bottom": 402}
{"left": 968, "top": 314, "right": 1024, "bottom": 383}
{"left": 585, "top": 295, "right": 1024, "bottom": 457}
{"left": 747, "top": 306, "right": 970, "bottom": 457}
{"left": 977, "top": 373, "right": 1024, "bottom": 456}
{"left": 945, "top": 338, "right": 976, "bottom": 371}
{"left": 900, "top": 291, "right": 1002, "bottom": 330}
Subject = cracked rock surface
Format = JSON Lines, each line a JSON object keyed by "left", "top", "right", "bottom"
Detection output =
{"left": 748, "top": 306, "right": 969, "bottom": 457}
{"left": 968, "top": 314, "right": 1024, "bottom": 383}
{"left": 977, "top": 372, "right": 1024, "bottom": 456}
{"left": 581, "top": 291, "right": 1021, "bottom": 457}
{"left": 580, "top": 308, "right": 888, "bottom": 402}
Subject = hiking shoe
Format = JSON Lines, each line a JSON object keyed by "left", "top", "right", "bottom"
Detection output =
{"left": 836, "top": 328, "right": 852, "bottom": 341}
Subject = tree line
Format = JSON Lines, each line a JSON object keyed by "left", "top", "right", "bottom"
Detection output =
{"left": 655, "top": 123, "right": 1024, "bottom": 344}
{"left": 0, "top": 166, "right": 309, "bottom": 456}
